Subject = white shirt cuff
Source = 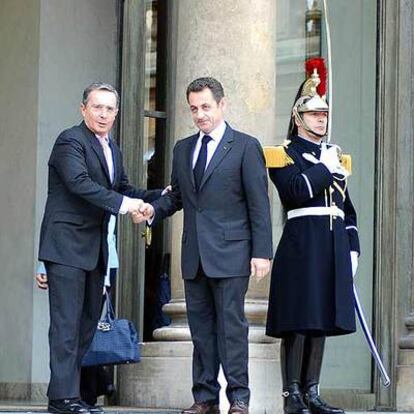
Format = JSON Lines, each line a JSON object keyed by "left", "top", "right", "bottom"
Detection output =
{"left": 119, "top": 196, "right": 132, "bottom": 215}
{"left": 147, "top": 212, "right": 155, "bottom": 226}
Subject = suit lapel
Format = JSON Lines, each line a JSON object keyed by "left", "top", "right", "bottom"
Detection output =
{"left": 199, "top": 125, "right": 234, "bottom": 191}
{"left": 186, "top": 134, "right": 199, "bottom": 190}
{"left": 83, "top": 123, "right": 112, "bottom": 184}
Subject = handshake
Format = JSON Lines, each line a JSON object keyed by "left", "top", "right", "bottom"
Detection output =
{"left": 127, "top": 199, "right": 154, "bottom": 224}
{"left": 126, "top": 185, "right": 171, "bottom": 224}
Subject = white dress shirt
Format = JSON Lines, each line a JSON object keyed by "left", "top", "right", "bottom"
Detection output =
{"left": 192, "top": 121, "right": 227, "bottom": 169}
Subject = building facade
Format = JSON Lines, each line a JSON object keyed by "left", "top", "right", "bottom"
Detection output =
{"left": 0, "top": 0, "right": 413, "bottom": 413}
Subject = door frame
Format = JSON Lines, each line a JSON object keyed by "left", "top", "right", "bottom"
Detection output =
{"left": 117, "top": 0, "right": 147, "bottom": 337}
{"left": 117, "top": 0, "right": 177, "bottom": 339}
{"left": 374, "top": 0, "right": 414, "bottom": 409}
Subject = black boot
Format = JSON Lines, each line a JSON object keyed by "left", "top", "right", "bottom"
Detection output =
{"left": 283, "top": 383, "right": 311, "bottom": 414}
{"left": 281, "top": 334, "right": 310, "bottom": 414}
{"left": 301, "top": 336, "right": 344, "bottom": 414}
{"left": 304, "top": 384, "right": 344, "bottom": 414}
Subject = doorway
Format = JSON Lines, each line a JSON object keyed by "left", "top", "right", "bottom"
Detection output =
{"left": 117, "top": 0, "right": 172, "bottom": 344}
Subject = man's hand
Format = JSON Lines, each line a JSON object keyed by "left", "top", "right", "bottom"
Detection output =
{"left": 130, "top": 203, "right": 155, "bottom": 224}
{"left": 36, "top": 273, "right": 48, "bottom": 290}
{"left": 303, "top": 145, "right": 341, "bottom": 174}
{"left": 250, "top": 258, "right": 271, "bottom": 281}
{"left": 319, "top": 145, "right": 341, "bottom": 173}
{"left": 127, "top": 198, "right": 144, "bottom": 214}
{"left": 161, "top": 185, "right": 172, "bottom": 196}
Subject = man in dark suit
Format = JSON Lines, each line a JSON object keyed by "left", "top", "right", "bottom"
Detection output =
{"left": 37, "top": 82, "right": 163, "bottom": 414}
{"left": 134, "top": 77, "right": 273, "bottom": 414}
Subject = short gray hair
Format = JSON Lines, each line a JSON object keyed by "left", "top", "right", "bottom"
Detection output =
{"left": 82, "top": 82, "right": 119, "bottom": 107}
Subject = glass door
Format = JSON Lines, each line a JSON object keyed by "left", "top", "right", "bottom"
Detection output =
{"left": 117, "top": 0, "right": 170, "bottom": 343}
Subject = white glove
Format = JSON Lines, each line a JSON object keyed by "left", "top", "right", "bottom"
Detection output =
{"left": 350, "top": 251, "right": 359, "bottom": 277}
{"left": 319, "top": 144, "right": 341, "bottom": 173}
{"left": 302, "top": 145, "right": 341, "bottom": 174}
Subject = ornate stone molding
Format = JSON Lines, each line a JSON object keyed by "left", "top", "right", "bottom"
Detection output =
{"left": 153, "top": 299, "right": 276, "bottom": 343}
{"left": 400, "top": 314, "right": 414, "bottom": 349}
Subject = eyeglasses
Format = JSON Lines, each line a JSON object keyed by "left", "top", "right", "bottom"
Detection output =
{"left": 89, "top": 104, "right": 118, "bottom": 115}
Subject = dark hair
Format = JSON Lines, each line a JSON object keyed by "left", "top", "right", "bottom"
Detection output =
{"left": 82, "top": 82, "right": 119, "bottom": 107}
{"left": 186, "top": 77, "right": 224, "bottom": 103}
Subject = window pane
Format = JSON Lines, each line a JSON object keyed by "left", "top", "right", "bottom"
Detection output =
{"left": 276, "top": 0, "right": 324, "bottom": 143}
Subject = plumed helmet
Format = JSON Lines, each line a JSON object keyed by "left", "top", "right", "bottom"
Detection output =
{"left": 288, "top": 58, "right": 329, "bottom": 138}
{"left": 295, "top": 58, "right": 329, "bottom": 113}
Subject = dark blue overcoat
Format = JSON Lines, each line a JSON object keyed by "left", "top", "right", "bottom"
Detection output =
{"left": 265, "top": 136, "right": 360, "bottom": 338}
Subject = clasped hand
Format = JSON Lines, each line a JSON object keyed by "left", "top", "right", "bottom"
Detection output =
{"left": 130, "top": 203, "right": 154, "bottom": 224}
{"left": 129, "top": 184, "right": 171, "bottom": 224}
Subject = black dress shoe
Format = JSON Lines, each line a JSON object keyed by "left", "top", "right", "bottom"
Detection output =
{"left": 48, "top": 398, "right": 90, "bottom": 414}
{"left": 81, "top": 401, "right": 104, "bottom": 413}
{"left": 181, "top": 401, "right": 220, "bottom": 414}
{"left": 304, "top": 385, "right": 344, "bottom": 414}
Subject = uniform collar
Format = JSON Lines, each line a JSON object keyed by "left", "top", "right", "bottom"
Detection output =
{"left": 293, "top": 135, "right": 322, "bottom": 152}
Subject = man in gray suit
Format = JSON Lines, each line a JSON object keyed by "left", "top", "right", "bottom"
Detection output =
{"left": 135, "top": 77, "right": 273, "bottom": 414}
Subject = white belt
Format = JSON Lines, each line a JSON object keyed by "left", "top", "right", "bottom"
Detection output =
{"left": 287, "top": 206, "right": 345, "bottom": 220}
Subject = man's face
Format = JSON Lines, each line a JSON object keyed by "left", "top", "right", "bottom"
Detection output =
{"left": 80, "top": 90, "right": 119, "bottom": 137}
{"left": 188, "top": 88, "right": 225, "bottom": 134}
{"left": 297, "top": 111, "right": 328, "bottom": 141}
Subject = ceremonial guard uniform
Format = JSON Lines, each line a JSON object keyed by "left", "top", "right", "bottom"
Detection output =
{"left": 265, "top": 59, "right": 360, "bottom": 414}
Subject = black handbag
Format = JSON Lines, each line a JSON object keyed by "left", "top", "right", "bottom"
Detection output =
{"left": 82, "top": 292, "right": 140, "bottom": 367}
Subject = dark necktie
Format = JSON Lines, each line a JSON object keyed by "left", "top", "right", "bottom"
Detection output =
{"left": 194, "top": 135, "right": 212, "bottom": 191}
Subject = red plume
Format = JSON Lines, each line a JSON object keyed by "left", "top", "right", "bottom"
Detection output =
{"left": 305, "top": 58, "right": 327, "bottom": 96}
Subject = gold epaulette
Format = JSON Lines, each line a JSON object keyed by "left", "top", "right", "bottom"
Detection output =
{"left": 340, "top": 154, "right": 352, "bottom": 175}
{"left": 263, "top": 146, "right": 294, "bottom": 168}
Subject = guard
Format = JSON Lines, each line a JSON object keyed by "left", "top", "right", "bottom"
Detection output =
{"left": 265, "top": 58, "right": 360, "bottom": 414}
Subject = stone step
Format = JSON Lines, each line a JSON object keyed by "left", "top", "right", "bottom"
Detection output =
{"left": 0, "top": 409, "right": 180, "bottom": 414}
{"left": 0, "top": 408, "right": 413, "bottom": 414}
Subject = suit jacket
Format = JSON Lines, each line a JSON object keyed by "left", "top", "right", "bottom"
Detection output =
{"left": 152, "top": 124, "right": 273, "bottom": 279}
{"left": 39, "top": 121, "right": 161, "bottom": 271}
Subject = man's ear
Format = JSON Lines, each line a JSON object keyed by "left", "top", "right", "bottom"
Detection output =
{"left": 293, "top": 114, "right": 300, "bottom": 128}
{"left": 219, "top": 97, "right": 227, "bottom": 111}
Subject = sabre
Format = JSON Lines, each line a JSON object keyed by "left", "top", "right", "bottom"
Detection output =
{"left": 322, "top": 0, "right": 333, "bottom": 143}
{"left": 353, "top": 283, "right": 391, "bottom": 387}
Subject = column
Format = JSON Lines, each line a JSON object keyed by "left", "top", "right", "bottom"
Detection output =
{"left": 119, "top": 1, "right": 281, "bottom": 412}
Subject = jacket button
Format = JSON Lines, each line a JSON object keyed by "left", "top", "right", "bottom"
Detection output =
{"left": 198, "top": 208, "right": 203, "bottom": 212}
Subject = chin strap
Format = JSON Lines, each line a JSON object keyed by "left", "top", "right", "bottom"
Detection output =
{"left": 292, "top": 110, "right": 327, "bottom": 139}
